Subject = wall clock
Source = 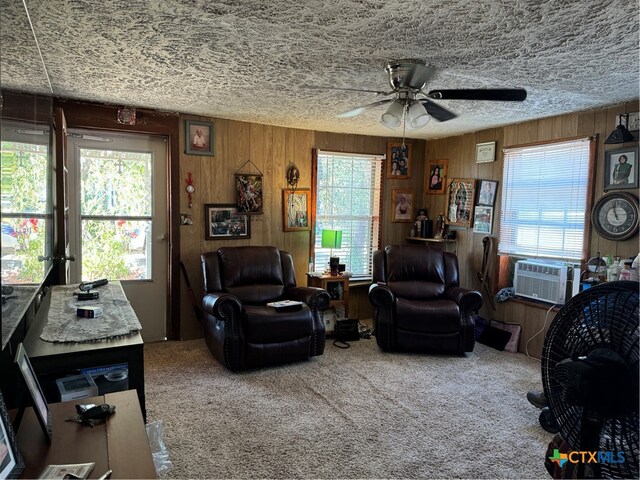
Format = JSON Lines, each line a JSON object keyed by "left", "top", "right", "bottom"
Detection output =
{"left": 591, "top": 191, "right": 639, "bottom": 241}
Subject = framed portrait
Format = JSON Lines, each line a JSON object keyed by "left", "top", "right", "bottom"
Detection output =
{"left": 476, "top": 141, "right": 496, "bottom": 163}
{"left": 446, "top": 178, "right": 476, "bottom": 227}
{"left": 204, "top": 204, "right": 251, "bottom": 240}
{"left": 185, "top": 120, "right": 214, "bottom": 156}
{"left": 425, "top": 159, "right": 448, "bottom": 194}
{"left": 476, "top": 180, "right": 499, "bottom": 206}
{"left": 392, "top": 189, "right": 414, "bottom": 223}
{"left": 14, "top": 343, "right": 51, "bottom": 442}
{"left": 604, "top": 146, "right": 639, "bottom": 191}
{"left": 283, "top": 188, "right": 311, "bottom": 232}
{"left": 473, "top": 206, "right": 494, "bottom": 234}
{"left": 236, "top": 174, "right": 263, "bottom": 214}
{"left": 387, "top": 143, "right": 412, "bottom": 179}
{"left": 0, "top": 392, "right": 24, "bottom": 479}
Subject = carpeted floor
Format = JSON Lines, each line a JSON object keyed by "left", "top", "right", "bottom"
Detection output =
{"left": 144, "top": 337, "right": 552, "bottom": 479}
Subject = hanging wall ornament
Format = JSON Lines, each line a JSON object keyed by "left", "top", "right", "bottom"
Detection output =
{"left": 286, "top": 163, "right": 300, "bottom": 191}
{"left": 235, "top": 159, "right": 264, "bottom": 214}
{"left": 185, "top": 172, "right": 195, "bottom": 208}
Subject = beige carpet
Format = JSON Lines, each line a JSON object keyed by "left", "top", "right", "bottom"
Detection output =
{"left": 144, "top": 338, "right": 552, "bottom": 479}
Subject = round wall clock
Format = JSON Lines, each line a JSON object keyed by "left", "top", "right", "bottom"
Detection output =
{"left": 591, "top": 191, "right": 639, "bottom": 241}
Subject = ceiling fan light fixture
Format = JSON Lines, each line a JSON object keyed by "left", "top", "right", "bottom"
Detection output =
{"left": 406, "top": 102, "right": 431, "bottom": 130}
{"left": 381, "top": 100, "right": 404, "bottom": 129}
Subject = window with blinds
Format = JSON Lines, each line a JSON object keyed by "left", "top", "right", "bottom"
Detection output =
{"left": 499, "top": 137, "right": 593, "bottom": 261}
{"left": 313, "top": 150, "right": 384, "bottom": 280}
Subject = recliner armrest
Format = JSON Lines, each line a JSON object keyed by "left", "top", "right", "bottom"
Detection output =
{"left": 446, "top": 287, "right": 483, "bottom": 312}
{"left": 202, "top": 292, "right": 242, "bottom": 320}
{"left": 368, "top": 283, "right": 395, "bottom": 307}
{"left": 285, "top": 286, "right": 331, "bottom": 311}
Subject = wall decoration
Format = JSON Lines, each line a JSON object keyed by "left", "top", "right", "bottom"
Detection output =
{"left": 392, "top": 189, "right": 414, "bottom": 223}
{"left": 204, "top": 204, "right": 251, "bottom": 240}
{"left": 0, "top": 391, "right": 24, "bottom": 479}
{"left": 387, "top": 142, "right": 411, "bottom": 179}
{"left": 116, "top": 107, "right": 136, "bottom": 125}
{"left": 286, "top": 164, "right": 300, "bottom": 189}
{"left": 476, "top": 179, "right": 499, "bottom": 206}
{"left": 283, "top": 188, "right": 311, "bottom": 231}
{"left": 185, "top": 120, "right": 214, "bottom": 155}
{"left": 616, "top": 112, "right": 639, "bottom": 131}
{"left": 180, "top": 213, "right": 193, "bottom": 225}
{"left": 235, "top": 173, "right": 263, "bottom": 214}
{"left": 425, "top": 159, "right": 448, "bottom": 194}
{"left": 185, "top": 171, "right": 195, "bottom": 208}
{"left": 475, "top": 141, "right": 496, "bottom": 163}
{"left": 446, "top": 178, "right": 476, "bottom": 227}
{"left": 473, "top": 206, "right": 494, "bottom": 234}
{"left": 604, "top": 146, "right": 639, "bottom": 191}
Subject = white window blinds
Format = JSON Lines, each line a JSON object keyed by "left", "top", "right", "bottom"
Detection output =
{"left": 499, "top": 138, "right": 592, "bottom": 261}
{"left": 314, "top": 150, "right": 384, "bottom": 280}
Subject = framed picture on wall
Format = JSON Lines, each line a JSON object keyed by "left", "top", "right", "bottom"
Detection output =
{"left": 425, "top": 159, "right": 448, "bottom": 194}
{"left": 476, "top": 180, "right": 499, "bottom": 206}
{"left": 473, "top": 206, "right": 494, "bottom": 234}
{"left": 236, "top": 174, "right": 263, "bottom": 214}
{"left": 475, "top": 141, "right": 496, "bottom": 163}
{"left": 392, "top": 189, "right": 414, "bottom": 223}
{"left": 185, "top": 120, "right": 214, "bottom": 156}
{"left": 604, "top": 146, "right": 639, "bottom": 191}
{"left": 446, "top": 178, "right": 476, "bottom": 227}
{"left": 282, "top": 188, "right": 311, "bottom": 231}
{"left": 387, "top": 143, "right": 411, "bottom": 179}
{"left": 204, "top": 204, "right": 251, "bottom": 240}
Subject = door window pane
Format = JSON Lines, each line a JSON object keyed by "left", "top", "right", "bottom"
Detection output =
{"left": 81, "top": 219, "right": 151, "bottom": 281}
{"left": 80, "top": 148, "right": 152, "bottom": 216}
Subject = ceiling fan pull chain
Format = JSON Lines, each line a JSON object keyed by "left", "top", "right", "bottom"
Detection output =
{"left": 401, "top": 102, "right": 407, "bottom": 147}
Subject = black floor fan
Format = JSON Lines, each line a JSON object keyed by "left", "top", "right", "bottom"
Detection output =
{"left": 541, "top": 280, "right": 639, "bottom": 479}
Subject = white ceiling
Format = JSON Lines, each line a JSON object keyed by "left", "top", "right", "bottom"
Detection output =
{"left": 1, "top": 0, "right": 638, "bottom": 139}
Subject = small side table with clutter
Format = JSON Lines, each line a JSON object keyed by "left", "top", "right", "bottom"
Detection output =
{"left": 307, "top": 274, "right": 350, "bottom": 336}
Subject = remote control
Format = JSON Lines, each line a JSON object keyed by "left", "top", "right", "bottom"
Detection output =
{"left": 79, "top": 278, "right": 109, "bottom": 291}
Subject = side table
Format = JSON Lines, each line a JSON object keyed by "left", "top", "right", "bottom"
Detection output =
{"left": 15, "top": 389, "right": 156, "bottom": 479}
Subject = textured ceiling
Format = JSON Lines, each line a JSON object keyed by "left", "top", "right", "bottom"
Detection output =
{"left": 1, "top": 0, "right": 638, "bottom": 139}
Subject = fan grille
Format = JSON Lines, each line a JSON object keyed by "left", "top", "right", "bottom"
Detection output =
{"left": 541, "top": 281, "right": 639, "bottom": 478}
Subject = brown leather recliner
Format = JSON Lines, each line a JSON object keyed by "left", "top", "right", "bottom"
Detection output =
{"left": 201, "top": 246, "right": 330, "bottom": 371}
{"left": 368, "top": 244, "right": 482, "bottom": 354}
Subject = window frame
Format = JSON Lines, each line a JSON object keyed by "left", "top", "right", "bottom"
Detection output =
{"left": 496, "top": 135, "right": 596, "bottom": 290}
{"left": 310, "top": 148, "right": 384, "bottom": 281}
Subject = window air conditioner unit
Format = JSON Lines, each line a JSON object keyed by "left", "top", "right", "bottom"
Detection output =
{"left": 514, "top": 259, "right": 568, "bottom": 305}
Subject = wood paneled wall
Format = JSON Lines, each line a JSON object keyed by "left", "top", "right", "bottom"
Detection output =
{"left": 421, "top": 100, "right": 639, "bottom": 358}
{"left": 179, "top": 119, "right": 425, "bottom": 339}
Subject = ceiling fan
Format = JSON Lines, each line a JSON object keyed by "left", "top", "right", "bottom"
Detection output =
{"left": 333, "top": 59, "right": 527, "bottom": 130}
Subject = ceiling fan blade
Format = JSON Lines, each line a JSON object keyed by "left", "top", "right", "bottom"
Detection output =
{"left": 419, "top": 99, "right": 457, "bottom": 122}
{"left": 427, "top": 88, "right": 527, "bottom": 101}
{"left": 336, "top": 99, "right": 394, "bottom": 118}
{"left": 305, "top": 85, "right": 394, "bottom": 96}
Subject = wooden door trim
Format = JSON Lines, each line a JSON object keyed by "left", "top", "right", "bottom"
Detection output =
{"left": 53, "top": 99, "right": 181, "bottom": 340}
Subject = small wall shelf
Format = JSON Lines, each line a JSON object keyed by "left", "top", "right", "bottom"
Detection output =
{"left": 406, "top": 237, "right": 457, "bottom": 254}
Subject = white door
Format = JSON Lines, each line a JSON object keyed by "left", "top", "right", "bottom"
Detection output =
{"left": 68, "top": 130, "right": 167, "bottom": 341}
